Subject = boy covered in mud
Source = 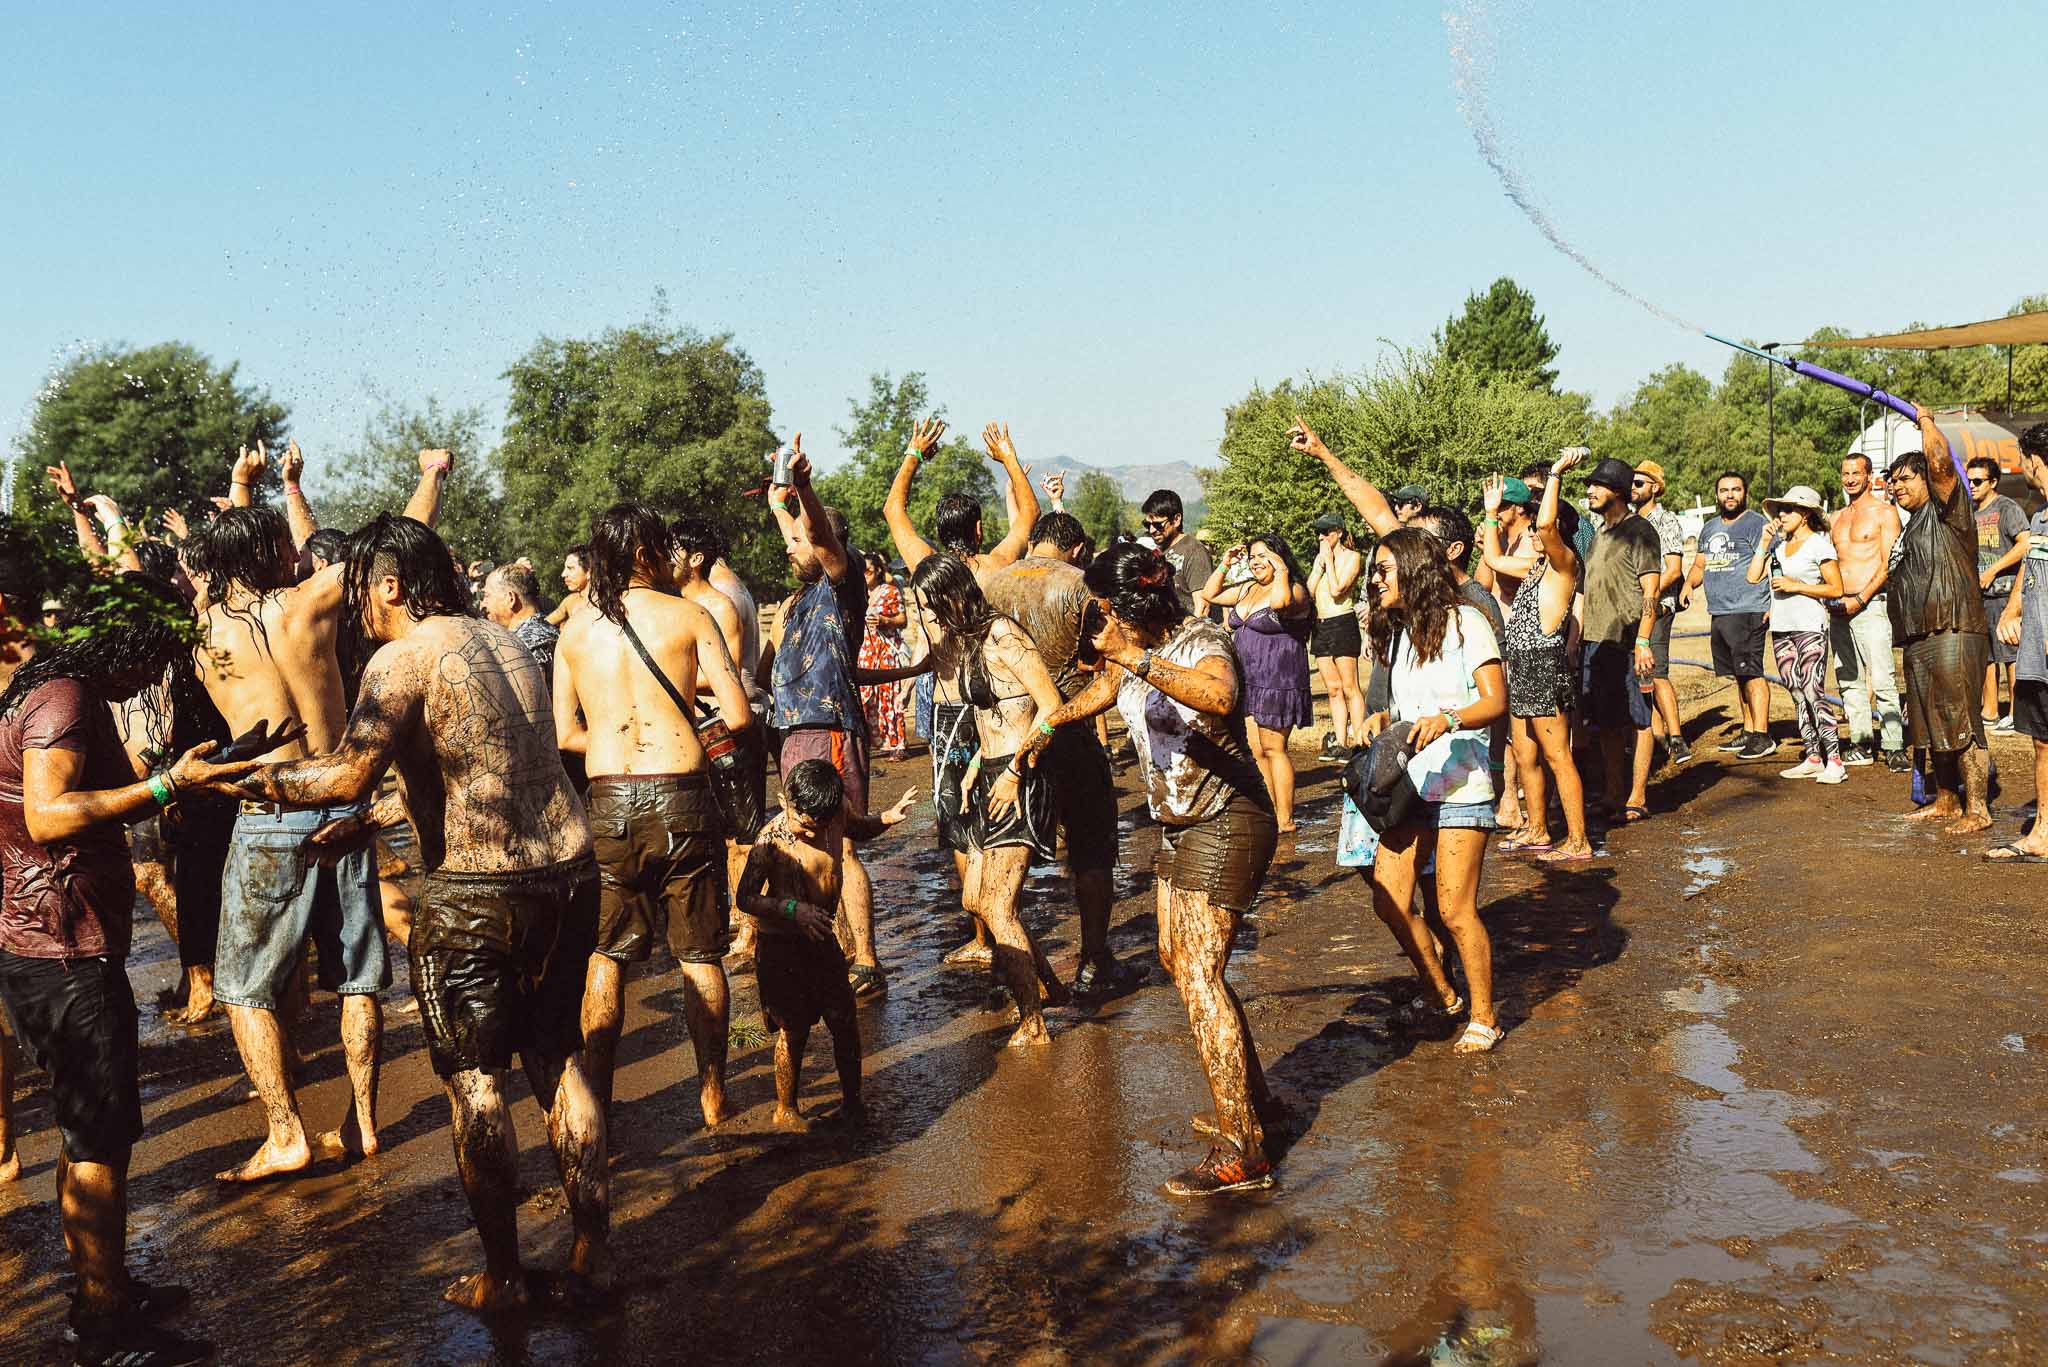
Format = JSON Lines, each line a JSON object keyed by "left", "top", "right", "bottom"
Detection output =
{"left": 735, "top": 760, "right": 915, "bottom": 1129}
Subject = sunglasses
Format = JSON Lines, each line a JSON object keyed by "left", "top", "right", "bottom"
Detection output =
{"left": 1142, "top": 517, "right": 1172, "bottom": 530}
{"left": 1368, "top": 563, "right": 1394, "bottom": 580}
{"left": 1969, "top": 476, "right": 1994, "bottom": 487}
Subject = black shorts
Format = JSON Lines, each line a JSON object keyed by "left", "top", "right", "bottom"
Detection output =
{"left": 1154, "top": 797, "right": 1278, "bottom": 914}
{"left": 756, "top": 931, "right": 857, "bottom": 1034}
{"left": 1647, "top": 610, "right": 1674, "bottom": 681}
{"left": 410, "top": 856, "right": 600, "bottom": 1079}
{"left": 1309, "top": 613, "right": 1362, "bottom": 659}
{"left": 968, "top": 755, "right": 1057, "bottom": 857}
{"left": 1710, "top": 611, "right": 1767, "bottom": 680}
{"left": 2014, "top": 680, "right": 2048, "bottom": 742}
{"left": 588, "top": 773, "right": 730, "bottom": 964}
{"left": 1581, "top": 642, "right": 1653, "bottom": 731}
{"left": 929, "top": 702, "right": 977, "bottom": 855}
{"left": 164, "top": 798, "right": 234, "bottom": 971}
{"left": 0, "top": 952, "right": 143, "bottom": 1164}
{"left": 1040, "top": 723, "right": 1118, "bottom": 874}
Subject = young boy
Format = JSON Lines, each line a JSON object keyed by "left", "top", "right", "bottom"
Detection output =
{"left": 736, "top": 761, "right": 915, "bottom": 1130}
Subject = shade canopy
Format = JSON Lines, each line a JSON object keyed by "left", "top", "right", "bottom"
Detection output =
{"left": 1807, "top": 312, "right": 2048, "bottom": 351}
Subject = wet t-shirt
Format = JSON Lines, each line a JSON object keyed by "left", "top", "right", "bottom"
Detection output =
{"left": 1976, "top": 494, "right": 2027, "bottom": 596}
{"left": 1583, "top": 514, "right": 1663, "bottom": 644}
{"left": 981, "top": 556, "right": 1092, "bottom": 700}
{"left": 1699, "top": 511, "right": 1771, "bottom": 616}
{"left": 1888, "top": 479, "right": 1986, "bottom": 642}
{"left": 0, "top": 679, "right": 138, "bottom": 960}
{"left": 2018, "top": 507, "right": 2048, "bottom": 685}
{"left": 1116, "top": 618, "right": 1269, "bottom": 825}
{"left": 1161, "top": 535, "right": 1213, "bottom": 616}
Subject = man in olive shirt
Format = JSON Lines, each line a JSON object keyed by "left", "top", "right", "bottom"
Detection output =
{"left": 982, "top": 512, "right": 1132, "bottom": 994}
{"left": 1580, "top": 458, "right": 1663, "bottom": 823}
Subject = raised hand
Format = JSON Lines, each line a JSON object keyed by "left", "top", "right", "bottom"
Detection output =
{"left": 1287, "top": 418, "right": 1331, "bottom": 461}
{"left": 207, "top": 496, "right": 231, "bottom": 514}
{"left": 280, "top": 439, "right": 305, "bottom": 484}
{"left": 882, "top": 786, "right": 920, "bottom": 825}
{"left": 1482, "top": 473, "right": 1505, "bottom": 514}
{"left": 1041, "top": 471, "right": 1066, "bottom": 505}
{"left": 81, "top": 494, "right": 124, "bottom": 527}
{"left": 44, "top": 462, "right": 83, "bottom": 509}
{"left": 1552, "top": 446, "right": 1588, "bottom": 477}
{"left": 982, "top": 422, "right": 1018, "bottom": 465}
{"left": 909, "top": 417, "right": 946, "bottom": 457}
{"left": 418, "top": 447, "right": 452, "bottom": 474}
{"left": 232, "top": 441, "right": 268, "bottom": 484}
{"left": 160, "top": 508, "right": 190, "bottom": 541}
{"left": 785, "top": 433, "right": 812, "bottom": 486}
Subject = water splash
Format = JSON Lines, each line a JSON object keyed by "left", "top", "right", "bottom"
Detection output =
{"left": 1444, "top": 3, "right": 1699, "bottom": 333}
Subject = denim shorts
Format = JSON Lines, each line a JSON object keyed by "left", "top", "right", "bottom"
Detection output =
{"left": 1425, "top": 799, "right": 1498, "bottom": 832}
{"left": 213, "top": 803, "right": 390, "bottom": 1010}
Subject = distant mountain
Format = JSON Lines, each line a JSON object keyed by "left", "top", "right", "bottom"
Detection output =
{"left": 991, "top": 456, "right": 1209, "bottom": 517}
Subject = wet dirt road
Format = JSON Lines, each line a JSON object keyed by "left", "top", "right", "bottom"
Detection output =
{"left": 3, "top": 678, "right": 2045, "bottom": 1364}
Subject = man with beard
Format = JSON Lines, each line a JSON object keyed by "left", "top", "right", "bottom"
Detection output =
{"left": 1578, "top": 459, "right": 1662, "bottom": 823}
{"left": 1630, "top": 461, "right": 1690, "bottom": 764}
{"left": 553, "top": 502, "right": 754, "bottom": 1126}
{"left": 1684, "top": 472, "right": 1775, "bottom": 757}
{"left": 204, "top": 514, "right": 607, "bottom": 1313}
{"left": 182, "top": 449, "right": 447, "bottom": 1181}
{"left": 1829, "top": 450, "right": 1908, "bottom": 769}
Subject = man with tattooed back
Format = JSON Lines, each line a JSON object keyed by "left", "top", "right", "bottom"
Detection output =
{"left": 202, "top": 513, "right": 606, "bottom": 1313}
{"left": 181, "top": 445, "right": 448, "bottom": 1183}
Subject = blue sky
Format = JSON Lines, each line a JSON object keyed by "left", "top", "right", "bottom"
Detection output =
{"left": 4, "top": 1, "right": 2042, "bottom": 489}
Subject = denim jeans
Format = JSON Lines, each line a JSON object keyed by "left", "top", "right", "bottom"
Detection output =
{"left": 1829, "top": 597, "right": 1904, "bottom": 750}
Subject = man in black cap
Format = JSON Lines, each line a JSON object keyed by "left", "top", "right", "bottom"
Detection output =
{"left": 1579, "top": 456, "right": 1662, "bottom": 824}
{"left": 1390, "top": 485, "right": 1430, "bottom": 525}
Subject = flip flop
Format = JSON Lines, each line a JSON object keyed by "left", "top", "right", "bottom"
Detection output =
{"left": 1619, "top": 806, "right": 1649, "bottom": 824}
{"left": 1497, "top": 836, "right": 1552, "bottom": 853}
{"left": 1983, "top": 843, "right": 2048, "bottom": 864}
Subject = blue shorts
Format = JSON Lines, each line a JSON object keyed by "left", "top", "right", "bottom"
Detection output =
{"left": 213, "top": 804, "right": 390, "bottom": 1010}
{"left": 1425, "top": 799, "right": 1498, "bottom": 832}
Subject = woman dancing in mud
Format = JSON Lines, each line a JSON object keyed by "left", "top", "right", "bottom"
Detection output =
{"left": 1021, "top": 543, "right": 1281, "bottom": 1196}
{"left": 906, "top": 553, "right": 1071, "bottom": 1046}
{"left": 1358, "top": 528, "right": 1509, "bottom": 1054}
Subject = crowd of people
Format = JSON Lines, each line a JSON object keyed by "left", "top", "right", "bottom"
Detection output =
{"left": 2, "top": 405, "right": 2043, "bottom": 1365}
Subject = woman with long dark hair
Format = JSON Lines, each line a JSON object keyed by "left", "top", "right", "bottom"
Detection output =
{"left": 1020, "top": 543, "right": 1281, "bottom": 1196}
{"left": 906, "top": 553, "right": 1070, "bottom": 1046}
{"left": 1200, "top": 533, "right": 1313, "bottom": 832}
{"left": 1359, "top": 527, "right": 1509, "bottom": 1054}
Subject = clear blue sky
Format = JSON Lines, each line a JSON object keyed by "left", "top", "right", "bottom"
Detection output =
{"left": 4, "top": 1, "right": 2041, "bottom": 485}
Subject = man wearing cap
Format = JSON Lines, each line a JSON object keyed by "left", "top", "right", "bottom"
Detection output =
{"left": 1683, "top": 472, "right": 1776, "bottom": 758}
{"left": 1830, "top": 447, "right": 1908, "bottom": 769}
{"left": 1631, "top": 461, "right": 1691, "bottom": 764}
{"left": 1580, "top": 457, "right": 1662, "bottom": 822}
{"left": 1305, "top": 512, "right": 1364, "bottom": 756}
{"left": 1391, "top": 485, "right": 1430, "bottom": 526}
{"left": 1475, "top": 477, "right": 1536, "bottom": 621}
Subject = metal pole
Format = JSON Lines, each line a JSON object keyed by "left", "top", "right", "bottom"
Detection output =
{"left": 1762, "top": 342, "right": 1779, "bottom": 495}
{"left": 2009, "top": 345, "right": 2015, "bottom": 413}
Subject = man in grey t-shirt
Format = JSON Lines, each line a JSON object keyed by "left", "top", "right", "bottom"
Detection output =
{"left": 1142, "top": 489, "right": 1212, "bottom": 615}
{"left": 1988, "top": 424, "right": 2048, "bottom": 861}
{"left": 1683, "top": 471, "right": 1776, "bottom": 758}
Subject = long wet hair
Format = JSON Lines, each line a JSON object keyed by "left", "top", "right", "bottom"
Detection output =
{"left": 343, "top": 514, "right": 474, "bottom": 633}
{"left": 934, "top": 493, "right": 983, "bottom": 555}
{"left": 908, "top": 553, "right": 1003, "bottom": 705}
{"left": 669, "top": 515, "right": 726, "bottom": 571}
{"left": 1083, "top": 542, "right": 1185, "bottom": 638}
{"left": 184, "top": 506, "right": 293, "bottom": 603}
{"left": 588, "top": 501, "right": 673, "bottom": 625}
{"left": 1367, "top": 527, "right": 1465, "bottom": 666}
{"left": 0, "top": 576, "right": 191, "bottom": 741}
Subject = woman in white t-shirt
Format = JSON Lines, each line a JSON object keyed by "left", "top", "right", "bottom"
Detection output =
{"left": 1357, "top": 528, "right": 1509, "bottom": 1054}
{"left": 1746, "top": 486, "right": 1845, "bottom": 782}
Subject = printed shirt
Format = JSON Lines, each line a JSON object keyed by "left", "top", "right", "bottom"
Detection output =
{"left": 1388, "top": 605, "right": 1501, "bottom": 807}
{"left": 1768, "top": 533, "right": 1838, "bottom": 635}
{"left": 1976, "top": 494, "right": 2028, "bottom": 596}
{"left": 0, "top": 679, "right": 138, "bottom": 960}
{"left": 511, "top": 613, "right": 561, "bottom": 682}
{"left": 2017, "top": 507, "right": 2048, "bottom": 685}
{"left": 1116, "top": 618, "right": 1269, "bottom": 825}
{"left": 1698, "top": 511, "right": 1772, "bottom": 616}
{"left": 1161, "top": 535, "right": 1214, "bottom": 615}
{"left": 1643, "top": 505, "right": 1685, "bottom": 614}
{"left": 770, "top": 572, "right": 870, "bottom": 735}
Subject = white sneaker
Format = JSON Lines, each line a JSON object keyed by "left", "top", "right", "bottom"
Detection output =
{"left": 1778, "top": 758, "right": 1823, "bottom": 780}
{"left": 1814, "top": 760, "right": 1848, "bottom": 785}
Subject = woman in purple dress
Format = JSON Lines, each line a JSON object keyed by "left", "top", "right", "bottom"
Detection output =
{"left": 1202, "top": 533, "right": 1314, "bottom": 831}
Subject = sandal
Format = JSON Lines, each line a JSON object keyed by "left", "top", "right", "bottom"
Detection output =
{"left": 1396, "top": 991, "right": 1465, "bottom": 1025}
{"left": 848, "top": 964, "right": 888, "bottom": 1000}
{"left": 1453, "top": 1021, "right": 1503, "bottom": 1054}
{"left": 1498, "top": 835, "right": 1552, "bottom": 853}
{"left": 1984, "top": 843, "right": 2048, "bottom": 864}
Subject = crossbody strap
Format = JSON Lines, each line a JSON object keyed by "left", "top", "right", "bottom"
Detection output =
{"left": 618, "top": 615, "right": 699, "bottom": 725}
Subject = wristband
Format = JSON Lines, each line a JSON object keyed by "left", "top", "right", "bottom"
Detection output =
{"left": 425, "top": 460, "right": 451, "bottom": 473}
{"left": 146, "top": 774, "right": 175, "bottom": 809}
{"left": 231, "top": 478, "right": 252, "bottom": 487}
{"left": 1481, "top": 517, "right": 1500, "bottom": 527}
{"left": 283, "top": 481, "right": 301, "bottom": 496}
{"left": 1037, "top": 719, "right": 1055, "bottom": 737}
{"left": 782, "top": 898, "right": 798, "bottom": 921}
{"left": 1635, "top": 637, "right": 1652, "bottom": 647}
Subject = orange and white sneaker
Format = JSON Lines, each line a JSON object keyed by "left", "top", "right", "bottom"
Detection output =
{"left": 1163, "top": 1145, "right": 1275, "bottom": 1197}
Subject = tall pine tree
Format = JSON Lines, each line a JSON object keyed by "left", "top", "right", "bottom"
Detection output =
{"left": 1436, "top": 277, "right": 1560, "bottom": 391}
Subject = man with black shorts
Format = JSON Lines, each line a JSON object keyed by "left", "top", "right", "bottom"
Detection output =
{"left": 2, "top": 580, "right": 256, "bottom": 1365}
{"left": 1306, "top": 511, "right": 1364, "bottom": 757}
{"left": 554, "top": 502, "right": 755, "bottom": 1125}
{"left": 1581, "top": 459, "right": 1662, "bottom": 822}
{"left": 981, "top": 511, "right": 1137, "bottom": 995}
{"left": 209, "top": 515, "right": 607, "bottom": 1314}
{"left": 1685, "top": 472, "right": 1775, "bottom": 757}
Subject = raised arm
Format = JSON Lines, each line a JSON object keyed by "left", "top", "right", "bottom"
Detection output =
{"left": 82, "top": 497, "right": 143, "bottom": 574}
{"left": 1534, "top": 451, "right": 1577, "bottom": 572}
{"left": 231, "top": 646, "right": 418, "bottom": 806}
{"left": 228, "top": 443, "right": 266, "bottom": 508}
{"left": 403, "top": 448, "right": 451, "bottom": 527}
{"left": 45, "top": 463, "right": 110, "bottom": 564}
{"left": 279, "top": 440, "right": 319, "bottom": 549}
{"left": 1479, "top": 475, "right": 1539, "bottom": 580}
{"left": 883, "top": 418, "right": 945, "bottom": 570}
{"left": 982, "top": 422, "right": 1039, "bottom": 570}
{"left": 1289, "top": 418, "right": 1398, "bottom": 538}
{"left": 1917, "top": 406, "right": 1968, "bottom": 498}
{"left": 1201, "top": 545, "right": 1254, "bottom": 608}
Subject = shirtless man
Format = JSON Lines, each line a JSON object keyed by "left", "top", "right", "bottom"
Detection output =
{"left": 884, "top": 419, "right": 1038, "bottom": 967}
{"left": 546, "top": 543, "right": 592, "bottom": 628}
{"left": 553, "top": 501, "right": 754, "bottom": 1126}
{"left": 203, "top": 512, "right": 606, "bottom": 1313}
{"left": 1829, "top": 451, "right": 1908, "bottom": 769}
{"left": 181, "top": 447, "right": 446, "bottom": 1182}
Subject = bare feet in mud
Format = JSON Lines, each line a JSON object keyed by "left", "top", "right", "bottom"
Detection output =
{"left": 1905, "top": 798, "right": 1959, "bottom": 822}
{"left": 313, "top": 1113, "right": 380, "bottom": 1162}
{"left": 217, "top": 1133, "right": 312, "bottom": 1183}
{"left": 163, "top": 997, "right": 219, "bottom": 1027}
{"left": 1005, "top": 1020, "right": 1052, "bottom": 1049}
{"left": 1038, "top": 978, "right": 1074, "bottom": 1010}
{"left": 0, "top": 1149, "right": 18, "bottom": 1183}
{"left": 941, "top": 941, "right": 993, "bottom": 969}
{"left": 699, "top": 1081, "right": 727, "bottom": 1129}
{"left": 444, "top": 1270, "right": 528, "bottom": 1314}
{"left": 1946, "top": 812, "right": 1994, "bottom": 835}
{"left": 770, "top": 1106, "right": 810, "bottom": 1133}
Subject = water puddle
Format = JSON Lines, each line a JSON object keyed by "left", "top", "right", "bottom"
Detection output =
{"left": 1661, "top": 979, "right": 1740, "bottom": 1017}
{"left": 1680, "top": 847, "right": 1730, "bottom": 899}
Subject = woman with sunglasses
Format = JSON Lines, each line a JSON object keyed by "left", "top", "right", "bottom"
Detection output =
{"left": 1747, "top": 486, "right": 1845, "bottom": 782}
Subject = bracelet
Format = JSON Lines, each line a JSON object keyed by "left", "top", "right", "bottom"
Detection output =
{"left": 1037, "top": 719, "right": 1055, "bottom": 736}
{"left": 1481, "top": 517, "right": 1500, "bottom": 527}
{"left": 1635, "top": 637, "right": 1652, "bottom": 647}
{"left": 146, "top": 774, "right": 175, "bottom": 809}
{"left": 425, "top": 460, "right": 451, "bottom": 473}
{"left": 231, "top": 478, "right": 252, "bottom": 488}
{"left": 782, "top": 898, "right": 798, "bottom": 921}
{"left": 283, "top": 481, "right": 301, "bottom": 495}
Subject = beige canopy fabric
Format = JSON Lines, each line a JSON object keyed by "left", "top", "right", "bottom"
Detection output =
{"left": 1810, "top": 313, "right": 2048, "bottom": 350}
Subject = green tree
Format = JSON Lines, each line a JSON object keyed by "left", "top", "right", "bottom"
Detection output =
{"left": 1590, "top": 363, "right": 1716, "bottom": 504}
{"left": 1436, "top": 277, "right": 1560, "bottom": 391}
{"left": 12, "top": 342, "right": 288, "bottom": 526}
{"left": 496, "top": 323, "right": 784, "bottom": 593}
{"left": 1204, "top": 349, "right": 1582, "bottom": 554}
{"left": 1067, "top": 471, "right": 1131, "bottom": 546}
{"left": 311, "top": 398, "right": 506, "bottom": 562}
{"left": 813, "top": 372, "right": 1003, "bottom": 563}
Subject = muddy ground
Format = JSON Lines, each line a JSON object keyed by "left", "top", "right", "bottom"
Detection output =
{"left": 2, "top": 645, "right": 2045, "bottom": 1364}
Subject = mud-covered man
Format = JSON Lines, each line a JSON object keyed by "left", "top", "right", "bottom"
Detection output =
{"left": 203, "top": 514, "right": 607, "bottom": 1313}
{"left": 553, "top": 502, "right": 754, "bottom": 1128}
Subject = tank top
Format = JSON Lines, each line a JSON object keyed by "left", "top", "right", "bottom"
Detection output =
{"left": 1314, "top": 552, "right": 1358, "bottom": 618}
{"left": 1504, "top": 558, "right": 1565, "bottom": 655}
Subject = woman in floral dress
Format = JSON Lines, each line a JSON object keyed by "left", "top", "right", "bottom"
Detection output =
{"left": 859, "top": 551, "right": 910, "bottom": 756}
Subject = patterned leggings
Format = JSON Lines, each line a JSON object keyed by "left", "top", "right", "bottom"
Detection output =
{"left": 1772, "top": 629, "right": 1837, "bottom": 764}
